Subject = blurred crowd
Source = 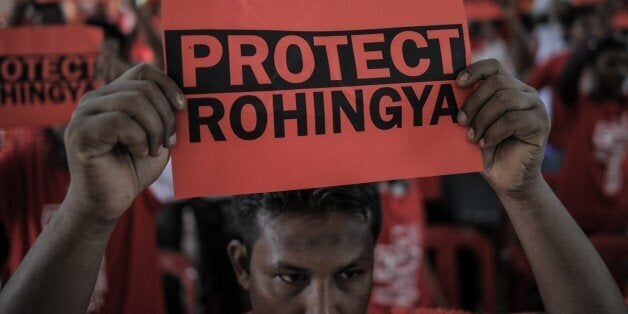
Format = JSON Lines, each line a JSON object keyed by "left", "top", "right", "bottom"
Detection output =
{"left": 0, "top": 0, "right": 626, "bottom": 313}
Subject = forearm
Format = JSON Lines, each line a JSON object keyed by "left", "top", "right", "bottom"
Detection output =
{"left": 505, "top": 18, "right": 535, "bottom": 75}
{"left": 141, "top": 21, "right": 164, "bottom": 70}
{"left": 499, "top": 177, "right": 625, "bottom": 313}
{"left": 0, "top": 201, "right": 117, "bottom": 314}
{"left": 134, "top": 6, "right": 164, "bottom": 70}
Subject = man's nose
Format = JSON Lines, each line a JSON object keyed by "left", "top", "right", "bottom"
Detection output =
{"left": 305, "top": 280, "right": 337, "bottom": 314}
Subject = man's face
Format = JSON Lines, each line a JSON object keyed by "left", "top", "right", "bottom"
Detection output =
{"left": 242, "top": 211, "right": 375, "bottom": 313}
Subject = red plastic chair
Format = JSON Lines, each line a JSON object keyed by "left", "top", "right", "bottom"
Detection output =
{"left": 423, "top": 225, "right": 497, "bottom": 313}
{"left": 159, "top": 250, "right": 199, "bottom": 314}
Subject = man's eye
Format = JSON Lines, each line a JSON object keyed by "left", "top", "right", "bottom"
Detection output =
{"left": 334, "top": 269, "right": 364, "bottom": 281}
{"left": 277, "top": 274, "right": 309, "bottom": 284}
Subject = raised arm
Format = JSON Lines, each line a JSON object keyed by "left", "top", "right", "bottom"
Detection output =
{"left": 502, "top": 0, "right": 535, "bottom": 75}
{"left": 456, "top": 59, "right": 625, "bottom": 313}
{"left": 0, "top": 64, "right": 185, "bottom": 314}
{"left": 131, "top": 1, "right": 164, "bottom": 70}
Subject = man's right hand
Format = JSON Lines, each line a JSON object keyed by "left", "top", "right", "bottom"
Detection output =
{"left": 64, "top": 63, "right": 186, "bottom": 222}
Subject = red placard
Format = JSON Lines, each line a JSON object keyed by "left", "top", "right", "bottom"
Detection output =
{"left": 162, "top": 0, "right": 483, "bottom": 198}
{"left": 0, "top": 25, "right": 103, "bottom": 127}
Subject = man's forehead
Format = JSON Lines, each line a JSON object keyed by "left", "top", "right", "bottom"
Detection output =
{"left": 258, "top": 210, "right": 370, "bottom": 241}
{"left": 253, "top": 211, "right": 374, "bottom": 268}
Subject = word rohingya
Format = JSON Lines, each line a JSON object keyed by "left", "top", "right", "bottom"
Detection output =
{"left": 188, "top": 83, "right": 459, "bottom": 141}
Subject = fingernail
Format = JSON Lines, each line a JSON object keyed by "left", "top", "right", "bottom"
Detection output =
{"left": 457, "top": 111, "right": 468, "bottom": 124}
{"left": 458, "top": 72, "right": 470, "bottom": 83}
{"left": 479, "top": 138, "right": 485, "bottom": 147}
{"left": 176, "top": 94, "right": 186, "bottom": 108}
{"left": 143, "top": 147, "right": 149, "bottom": 157}
{"left": 467, "top": 128, "right": 475, "bottom": 141}
{"left": 168, "top": 134, "right": 177, "bottom": 147}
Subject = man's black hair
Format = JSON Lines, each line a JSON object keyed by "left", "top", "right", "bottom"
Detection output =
{"left": 223, "top": 183, "right": 382, "bottom": 251}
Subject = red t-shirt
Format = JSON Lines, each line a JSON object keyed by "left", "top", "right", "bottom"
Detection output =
{"left": 526, "top": 51, "right": 573, "bottom": 151}
{"left": 0, "top": 129, "right": 165, "bottom": 314}
{"left": 556, "top": 98, "right": 628, "bottom": 233}
{"left": 369, "top": 180, "right": 434, "bottom": 310}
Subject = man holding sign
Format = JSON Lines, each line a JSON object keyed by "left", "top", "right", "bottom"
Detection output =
{"left": 0, "top": 59, "right": 625, "bottom": 313}
{"left": 0, "top": 0, "right": 625, "bottom": 312}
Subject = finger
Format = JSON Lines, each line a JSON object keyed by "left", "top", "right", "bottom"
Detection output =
{"left": 101, "top": 80, "right": 177, "bottom": 147}
{"left": 116, "top": 63, "right": 187, "bottom": 110}
{"left": 457, "top": 74, "right": 533, "bottom": 125}
{"left": 456, "top": 58, "right": 507, "bottom": 88}
{"left": 479, "top": 109, "right": 548, "bottom": 151}
{"left": 83, "top": 91, "right": 166, "bottom": 157}
{"left": 107, "top": 113, "right": 149, "bottom": 158}
{"left": 69, "top": 111, "right": 148, "bottom": 160}
{"left": 467, "top": 90, "right": 541, "bottom": 142}
{"left": 476, "top": 111, "right": 519, "bottom": 171}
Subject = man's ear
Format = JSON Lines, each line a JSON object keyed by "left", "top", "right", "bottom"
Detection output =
{"left": 227, "top": 239, "right": 251, "bottom": 291}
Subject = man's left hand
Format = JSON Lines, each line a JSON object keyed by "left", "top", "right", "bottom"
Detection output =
{"left": 456, "top": 59, "right": 551, "bottom": 199}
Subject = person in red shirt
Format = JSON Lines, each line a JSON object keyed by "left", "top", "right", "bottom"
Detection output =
{"left": 0, "top": 3, "right": 166, "bottom": 312}
{"left": 527, "top": 51, "right": 573, "bottom": 150}
{"left": 527, "top": 1, "right": 620, "bottom": 152}
{"left": 0, "top": 127, "right": 166, "bottom": 314}
{"left": 527, "top": 2, "right": 615, "bottom": 149}
{"left": 0, "top": 60, "right": 624, "bottom": 314}
{"left": 556, "top": 36, "right": 627, "bottom": 233}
